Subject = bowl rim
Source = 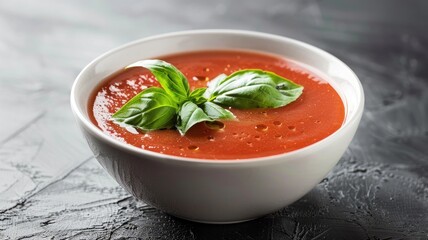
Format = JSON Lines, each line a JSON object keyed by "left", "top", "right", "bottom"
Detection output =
{"left": 70, "top": 29, "right": 364, "bottom": 165}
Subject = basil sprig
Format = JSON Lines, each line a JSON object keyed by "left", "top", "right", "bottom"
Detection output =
{"left": 112, "top": 60, "right": 303, "bottom": 135}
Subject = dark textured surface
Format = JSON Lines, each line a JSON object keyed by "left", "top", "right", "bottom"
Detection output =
{"left": 0, "top": 0, "right": 427, "bottom": 239}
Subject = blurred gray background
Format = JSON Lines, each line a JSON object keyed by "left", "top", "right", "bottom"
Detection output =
{"left": 0, "top": 1, "right": 427, "bottom": 239}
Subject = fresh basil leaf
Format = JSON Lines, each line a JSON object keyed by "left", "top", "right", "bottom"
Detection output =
{"left": 211, "top": 70, "right": 303, "bottom": 109}
{"left": 127, "top": 60, "right": 190, "bottom": 103}
{"left": 203, "top": 73, "right": 227, "bottom": 100}
{"left": 188, "top": 88, "right": 207, "bottom": 105}
{"left": 202, "top": 102, "right": 235, "bottom": 120}
{"left": 112, "top": 87, "right": 178, "bottom": 131}
{"left": 176, "top": 101, "right": 212, "bottom": 135}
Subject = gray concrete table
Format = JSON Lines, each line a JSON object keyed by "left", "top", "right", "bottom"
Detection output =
{"left": 1, "top": 1, "right": 427, "bottom": 239}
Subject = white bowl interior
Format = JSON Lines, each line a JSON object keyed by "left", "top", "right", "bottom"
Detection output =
{"left": 73, "top": 30, "right": 363, "bottom": 159}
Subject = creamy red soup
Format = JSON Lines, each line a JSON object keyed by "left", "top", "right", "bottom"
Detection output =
{"left": 89, "top": 50, "right": 345, "bottom": 159}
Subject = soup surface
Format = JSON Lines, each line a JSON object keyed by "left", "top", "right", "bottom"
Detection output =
{"left": 89, "top": 50, "right": 345, "bottom": 159}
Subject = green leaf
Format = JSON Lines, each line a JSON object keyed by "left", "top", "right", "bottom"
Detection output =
{"left": 203, "top": 73, "right": 227, "bottom": 100}
{"left": 202, "top": 102, "right": 235, "bottom": 120}
{"left": 176, "top": 101, "right": 212, "bottom": 135}
{"left": 210, "top": 70, "right": 303, "bottom": 109}
{"left": 112, "top": 87, "right": 178, "bottom": 131}
{"left": 127, "top": 60, "right": 190, "bottom": 103}
{"left": 188, "top": 88, "right": 207, "bottom": 105}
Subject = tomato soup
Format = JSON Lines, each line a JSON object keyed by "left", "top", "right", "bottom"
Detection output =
{"left": 89, "top": 50, "right": 345, "bottom": 159}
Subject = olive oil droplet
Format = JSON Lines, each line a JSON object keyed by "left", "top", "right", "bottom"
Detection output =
{"left": 188, "top": 145, "right": 199, "bottom": 151}
{"left": 192, "top": 76, "right": 209, "bottom": 81}
{"left": 255, "top": 124, "right": 268, "bottom": 131}
{"left": 273, "top": 121, "right": 282, "bottom": 126}
{"left": 205, "top": 121, "right": 225, "bottom": 130}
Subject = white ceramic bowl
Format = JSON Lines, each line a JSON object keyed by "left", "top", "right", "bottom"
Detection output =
{"left": 70, "top": 30, "right": 364, "bottom": 224}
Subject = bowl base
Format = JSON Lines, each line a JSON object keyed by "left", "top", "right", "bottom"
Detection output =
{"left": 171, "top": 214, "right": 260, "bottom": 224}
